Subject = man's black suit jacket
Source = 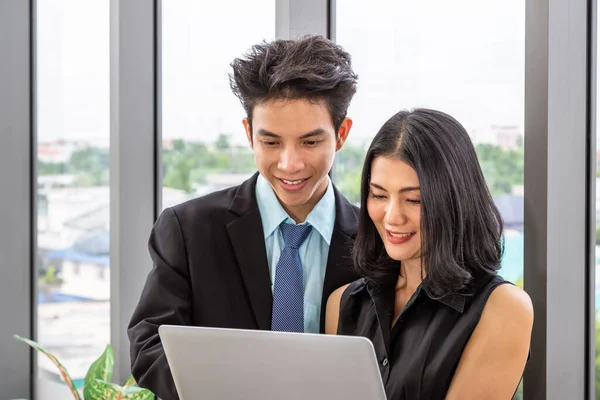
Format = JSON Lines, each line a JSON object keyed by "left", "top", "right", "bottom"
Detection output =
{"left": 127, "top": 173, "right": 360, "bottom": 399}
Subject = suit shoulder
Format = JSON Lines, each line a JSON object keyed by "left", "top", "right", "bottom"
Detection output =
{"left": 168, "top": 185, "right": 241, "bottom": 220}
{"left": 334, "top": 186, "right": 359, "bottom": 211}
{"left": 332, "top": 187, "right": 360, "bottom": 238}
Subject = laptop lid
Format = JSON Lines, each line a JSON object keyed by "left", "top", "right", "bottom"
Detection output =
{"left": 158, "top": 325, "right": 387, "bottom": 400}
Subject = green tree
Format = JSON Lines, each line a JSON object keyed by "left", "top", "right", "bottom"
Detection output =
{"left": 215, "top": 133, "right": 231, "bottom": 152}
{"left": 514, "top": 276, "right": 523, "bottom": 290}
{"left": 333, "top": 143, "right": 367, "bottom": 204}
{"left": 335, "top": 144, "right": 366, "bottom": 171}
{"left": 162, "top": 139, "right": 256, "bottom": 193}
{"left": 38, "top": 161, "right": 67, "bottom": 175}
{"left": 229, "top": 145, "right": 256, "bottom": 173}
{"left": 336, "top": 168, "right": 362, "bottom": 204}
{"left": 475, "top": 143, "right": 524, "bottom": 196}
{"left": 68, "top": 146, "right": 110, "bottom": 186}
{"left": 163, "top": 140, "right": 208, "bottom": 193}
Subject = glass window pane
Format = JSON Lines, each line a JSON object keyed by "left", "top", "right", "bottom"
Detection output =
{"left": 36, "top": 1, "right": 110, "bottom": 397}
{"left": 335, "top": 2, "right": 524, "bottom": 395}
{"left": 161, "top": 0, "right": 275, "bottom": 208}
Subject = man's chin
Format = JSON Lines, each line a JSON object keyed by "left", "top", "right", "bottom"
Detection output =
{"left": 275, "top": 190, "right": 310, "bottom": 208}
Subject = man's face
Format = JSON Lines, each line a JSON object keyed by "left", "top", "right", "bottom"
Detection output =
{"left": 243, "top": 98, "right": 352, "bottom": 222}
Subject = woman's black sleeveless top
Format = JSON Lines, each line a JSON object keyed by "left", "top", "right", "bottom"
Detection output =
{"left": 337, "top": 273, "right": 509, "bottom": 400}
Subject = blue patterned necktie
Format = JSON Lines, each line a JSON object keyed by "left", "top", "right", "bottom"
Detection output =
{"left": 271, "top": 223, "right": 313, "bottom": 333}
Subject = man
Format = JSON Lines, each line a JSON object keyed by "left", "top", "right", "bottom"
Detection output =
{"left": 128, "top": 35, "right": 360, "bottom": 399}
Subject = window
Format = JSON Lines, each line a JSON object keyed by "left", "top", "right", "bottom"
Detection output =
{"left": 36, "top": 1, "right": 110, "bottom": 397}
{"left": 335, "top": 1, "right": 525, "bottom": 394}
{"left": 161, "top": 0, "right": 275, "bottom": 209}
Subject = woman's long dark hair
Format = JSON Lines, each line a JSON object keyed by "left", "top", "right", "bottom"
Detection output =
{"left": 352, "top": 108, "right": 504, "bottom": 298}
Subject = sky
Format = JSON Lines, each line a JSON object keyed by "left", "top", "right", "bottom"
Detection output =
{"left": 37, "top": 0, "right": 529, "bottom": 147}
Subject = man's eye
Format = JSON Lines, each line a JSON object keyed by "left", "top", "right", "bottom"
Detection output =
{"left": 304, "top": 140, "right": 320, "bottom": 146}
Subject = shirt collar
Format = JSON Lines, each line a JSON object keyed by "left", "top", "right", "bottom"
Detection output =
{"left": 422, "top": 285, "right": 467, "bottom": 313}
{"left": 255, "top": 174, "right": 336, "bottom": 244}
{"left": 363, "top": 276, "right": 467, "bottom": 314}
{"left": 304, "top": 178, "right": 335, "bottom": 245}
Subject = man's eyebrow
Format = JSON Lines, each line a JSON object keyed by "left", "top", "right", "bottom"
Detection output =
{"left": 256, "top": 129, "right": 280, "bottom": 138}
{"left": 299, "top": 129, "right": 327, "bottom": 139}
{"left": 256, "top": 128, "right": 327, "bottom": 139}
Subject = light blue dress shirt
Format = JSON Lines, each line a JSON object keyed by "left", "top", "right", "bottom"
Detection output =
{"left": 255, "top": 174, "right": 336, "bottom": 334}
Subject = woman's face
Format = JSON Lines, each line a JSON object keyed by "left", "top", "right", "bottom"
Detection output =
{"left": 367, "top": 156, "right": 422, "bottom": 262}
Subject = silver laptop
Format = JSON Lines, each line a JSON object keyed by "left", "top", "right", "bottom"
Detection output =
{"left": 158, "top": 325, "right": 387, "bottom": 400}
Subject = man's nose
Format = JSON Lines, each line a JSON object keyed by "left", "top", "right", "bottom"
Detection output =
{"left": 278, "top": 147, "right": 305, "bottom": 173}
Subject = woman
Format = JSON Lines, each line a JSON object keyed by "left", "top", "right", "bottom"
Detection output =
{"left": 326, "top": 109, "right": 533, "bottom": 400}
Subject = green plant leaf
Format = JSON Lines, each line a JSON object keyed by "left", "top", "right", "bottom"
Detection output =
{"left": 13, "top": 335, "right": 82, "bottom": 400}
{"left": 84, "top": 379, "right": 121, "bottom": 399}
{"left": 121, "top": 385, "right": 155, "bottom": 400}
{"left": 122, "top": 376, "right": 136, "bottom": 387}
{"left": 83, "top": 344, "right": 114, "bottom": 399}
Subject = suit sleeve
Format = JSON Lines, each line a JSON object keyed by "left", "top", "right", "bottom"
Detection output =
{"left": 127, "top": 207, "right": 192, "bottom": 400}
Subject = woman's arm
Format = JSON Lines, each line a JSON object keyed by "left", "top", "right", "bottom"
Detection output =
{"left": 325, "top": 284, "right": 350, "bottom": 334}
{"left": 445, "top": 284, "right": 534, "bottom": 400}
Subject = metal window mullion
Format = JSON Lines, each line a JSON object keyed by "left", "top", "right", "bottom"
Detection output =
{"left": 524, "top": 0, "right": 590, "bottom": 398}
{"left": 276, "top": 0, "right": 328, "bottom": 39}
{"left": 110, "top": 0, "right": 158, "bottom": 385}
{"left": 0, "top": 0, "right": 34, "bottom": 398}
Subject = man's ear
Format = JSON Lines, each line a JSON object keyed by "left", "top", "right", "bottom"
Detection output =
{"left": 242, "top": 118, "right": 253, "bottom": 149}
{"left": 336, "top": 117, "right": 353, "bottom": 151}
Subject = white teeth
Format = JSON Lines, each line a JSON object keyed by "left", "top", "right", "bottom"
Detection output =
{"left": 282, "top": 179, "right": 304, "bottom": 185}
{"left": 390, "top": 232, "right": 413, "bottom": 238}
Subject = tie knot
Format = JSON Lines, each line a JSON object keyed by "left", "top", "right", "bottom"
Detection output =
{"left": 280, "top": 223, "right": 312, "bottom": 249}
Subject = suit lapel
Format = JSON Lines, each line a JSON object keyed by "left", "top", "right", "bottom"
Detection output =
{"left": 319, "top": 185, "right": 360, "bottom": 331}
{"left": 226, "top": 176, "right": 360, "bottom": 332}
{"left": 226, "top": 173, "right": 273, "bottom": 330}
